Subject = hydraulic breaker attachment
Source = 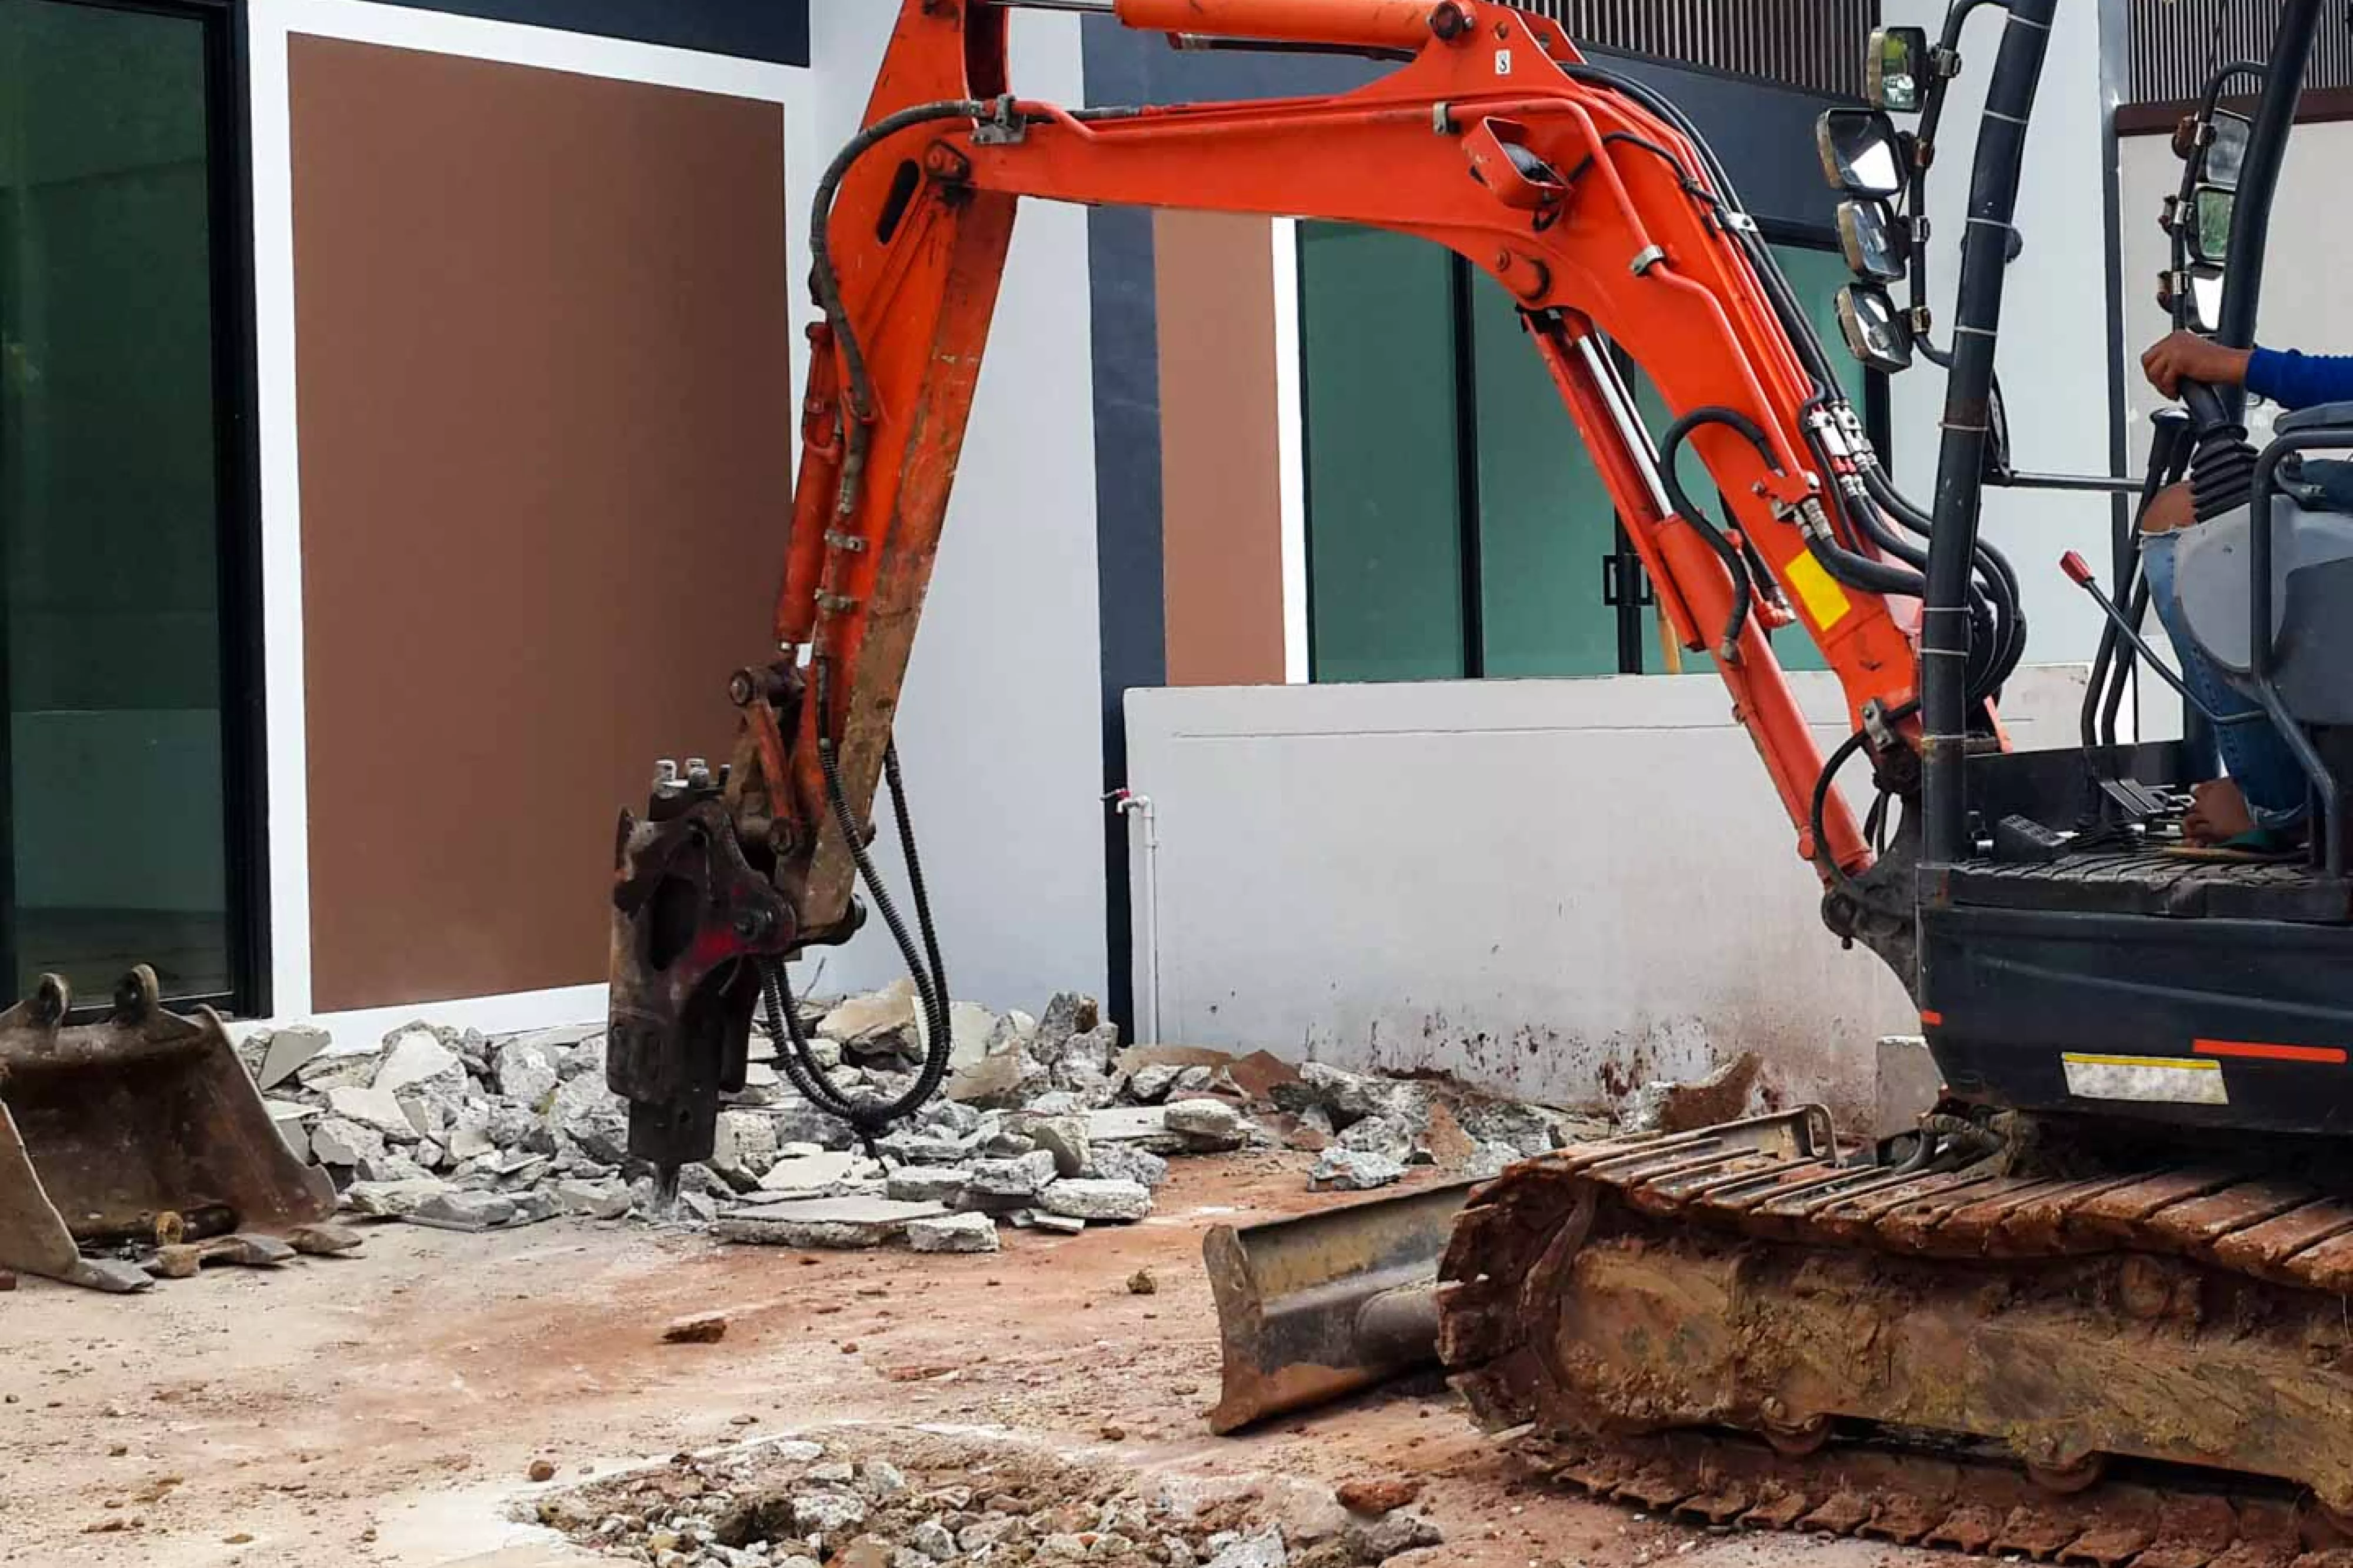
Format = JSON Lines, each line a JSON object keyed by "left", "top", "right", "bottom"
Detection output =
{"left": 606, "top": 775, "right": 800, "bottom": 1192}
{"left": 1204, "top": 1178, "right": 1478, "bottom": 1433}
{"left": 0, "top": 968, "right": 352, "bottom": 1293}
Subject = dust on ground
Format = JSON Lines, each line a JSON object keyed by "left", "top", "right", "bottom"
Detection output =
{"left": 0, "top": 1152, "right": 1929, "bottom": 1568}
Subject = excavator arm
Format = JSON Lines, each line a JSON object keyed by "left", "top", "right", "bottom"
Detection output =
{"left": 606, "top": 0, "right": 1964, "bottom": 1180}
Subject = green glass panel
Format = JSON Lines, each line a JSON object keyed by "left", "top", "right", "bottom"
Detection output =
{"left": 1469, "top": 275, "right": 1621, "bottom": 678}
{"left": 1299, "top": 222, "right": 1465, "bottom": 683}
{"left": 1, "top": 0, "right": 231, "bottom": 999}
{"left": 1621, "top": 242, "right": 1881, "bottom": 675}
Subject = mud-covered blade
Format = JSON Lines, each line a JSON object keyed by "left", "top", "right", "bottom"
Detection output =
{"left": 1204, "top": 1178, "right": 1478, "bottom": 1433}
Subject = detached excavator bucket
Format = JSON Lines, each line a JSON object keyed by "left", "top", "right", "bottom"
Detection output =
{"left": 1204, "top": 1178, "right": 1478, "bottom": 1434}
{"left": 0, "top": 968, "right": 352, "bottom": 1293}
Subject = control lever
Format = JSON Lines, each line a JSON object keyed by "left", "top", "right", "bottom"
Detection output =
{"left": 2059, "top": 551, "right": 2266, "bottom": 728}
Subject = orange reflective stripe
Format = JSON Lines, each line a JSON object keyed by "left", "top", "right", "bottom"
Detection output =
{"left": 2194, "top": 1039, "right": 2348, "bottom": 1065}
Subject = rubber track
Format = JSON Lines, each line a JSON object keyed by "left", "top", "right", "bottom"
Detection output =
{"left": 1437, "top": 1113, "right": 2353, "bottom": 1560}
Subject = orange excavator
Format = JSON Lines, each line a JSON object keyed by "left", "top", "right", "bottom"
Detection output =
{"left": 609, "top": 0, "right": 2353, "bottom": 1553}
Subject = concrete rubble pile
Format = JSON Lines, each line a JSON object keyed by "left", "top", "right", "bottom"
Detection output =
{"left": 533, "top": 1430, "right": 1448, "bottom": 1567}
{"left": 236, "top": 979, "right": 1604, "bottom": 1252}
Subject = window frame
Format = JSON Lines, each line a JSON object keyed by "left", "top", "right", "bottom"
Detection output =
{"left": 0, "top": 0, "right": 270, "bottom": 1017}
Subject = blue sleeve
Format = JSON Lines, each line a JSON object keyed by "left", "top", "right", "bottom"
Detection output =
{"left": 2245, "top": 347, "right": 2353, "bottom": 411}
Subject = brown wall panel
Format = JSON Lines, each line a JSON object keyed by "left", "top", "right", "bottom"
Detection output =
{"left": 289, "top": 38, "right": 792, "bottom": 1010}
{"left": 1154, "top": 211, "right": 1287, "bottom": 688}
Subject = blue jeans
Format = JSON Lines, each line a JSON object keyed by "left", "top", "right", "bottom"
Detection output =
{"left": 2142, "top": 529, "right": 2310, "bottom": 830}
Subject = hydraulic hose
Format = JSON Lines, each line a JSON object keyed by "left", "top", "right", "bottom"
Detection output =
{"left": 1812, "top": 699, "right": 1921, "bottom": 922}
{"left": 1658, "top": 409, "right": 1765, "bottom": 661}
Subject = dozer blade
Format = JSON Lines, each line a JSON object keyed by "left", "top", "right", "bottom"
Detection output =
{"left": 1204, "top": 1177, "right": 1478, "bottom": 1434}
{"left": 0, "top": 968, "right": 352, "bottom": 1293}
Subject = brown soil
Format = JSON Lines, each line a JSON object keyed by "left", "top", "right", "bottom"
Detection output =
{"left": 0, "top": 1152, "right": 1930, "bottom": 1567}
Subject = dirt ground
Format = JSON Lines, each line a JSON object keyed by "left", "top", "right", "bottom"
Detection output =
{"left": 0, "top": 1152, "right": 1931, "bottom": 1568}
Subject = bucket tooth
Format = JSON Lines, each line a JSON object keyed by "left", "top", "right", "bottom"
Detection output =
{"left": 0, "top": 967, "right": 346, "bottom": 1291}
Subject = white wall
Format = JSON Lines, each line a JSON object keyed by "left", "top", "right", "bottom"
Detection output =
{"left": 1128, "top": 666, "right": 2089, "bottom": 1122}
{"left": 2115, "top": 119, "right": 2353, "bottom": 735}
{"left": 2118, "top": 121, "right": 2353, "bottom": 464}
{"left": 1882, "top": 0, "right": 2123, "bottom": 665}
{"left": 806, "top": 4, "right": 1107, "bottom": 1014}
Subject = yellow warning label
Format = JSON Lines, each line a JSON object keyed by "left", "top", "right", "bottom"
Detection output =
{"left": 1783, "top": 551, "right": 1854, "bottom": 632}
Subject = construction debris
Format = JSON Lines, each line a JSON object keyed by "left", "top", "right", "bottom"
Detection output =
{"left": 221, "top": 985, "right": 1611, "bottom": 1276}
{"left": 536, "top": 1427, "right": 1449, "bottom": 1568}
{"left": 663, "top": 1312, "right": 730, "bottom": 1345}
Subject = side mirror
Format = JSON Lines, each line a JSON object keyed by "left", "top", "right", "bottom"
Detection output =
{"left": 2205, "top": 111, "right": 2252, "bottom": 189}
{"left": 1837, "top": 199, "right": 1909, "bottom": 282}
{"left": 2187, "top": 184, "right": 2235, "bottom": 267}
{"left": 2158, "top": 269, "right": 2227, "bottom": 335}
{"left": 1867, "top": 27, "right": 1931, "bottom": 114}
{"left": 1817, "top": 109, "right": 1908, "bottom": 199}
{"left": 1837, "top": 283, "right": 1914, "bottom": 373}
{"left": 2191, "top": 272, "right": 2226, "bottom": 335}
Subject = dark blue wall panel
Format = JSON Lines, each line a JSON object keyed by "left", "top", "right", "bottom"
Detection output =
{"left": 375, "top": 0, "right": 809, "bottom": 66}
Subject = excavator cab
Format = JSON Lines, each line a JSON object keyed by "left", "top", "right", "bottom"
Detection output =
{"left": 1884, "top": 0, "right": 2353, "bottom": 1143}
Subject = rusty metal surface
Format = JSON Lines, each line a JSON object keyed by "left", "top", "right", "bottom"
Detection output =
{"left": 1204, "top": 1179, "right": 1478, "bottom": 1434}
{"left": 1515, "top": 1429, "right": 2343, "bottom": 1567}
{"left": 1439, "top": 1107, "right": 2353, "bottom": 1527}
{"left": 0, "top": 968, "right": 345, "bottom": 1294}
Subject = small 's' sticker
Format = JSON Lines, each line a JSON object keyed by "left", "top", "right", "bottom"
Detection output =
{"left": 2062, "top": 1052, "right": 2228, "bottom": 1106}
{"left": 1496, "top": 49, "right": 1514, "bottom": 75}
{"left": 1783, "top": 550, "right": 1854, "bottom": 631}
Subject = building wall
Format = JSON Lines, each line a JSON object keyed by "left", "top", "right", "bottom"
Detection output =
{"left": 285, "top": 38, "right": 794, "bottom": 1013}
{"left": 1881, "top": 0, "right": 2128, "bottom": 668}
{"left": 1128, "top": 666, "right": 2091, "bottom": 1119}
{"left": 802, "top": 6, "right": 1108, "bottom": 1016}
{"left": 245, "top": 0, "right": 819, "bottom": 1036}
{"left": 2117, "top": 120, "right": 2353, "bottom": 461}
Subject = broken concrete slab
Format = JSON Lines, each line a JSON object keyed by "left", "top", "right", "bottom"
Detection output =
{"left": 376, "top": 1030, "right": 468, "bottom": 1099}
{"left": 309, "top": 1116, "right": 385, "bottom": 1169}
{"left": 492, "top": 1037, "right": 561, "bottom": 1109}
{"left": 406, "top": 1190, "right": 519, "bottom": 1232}
{"left": 552, "top": 1179, "right": 634, "bottom": 1220}
{"left": 1311, "top": 1147, "right": 1405, "bottom": 1192}
{"left": 340, "top": 1177, "right": 458, "bottom": 1219}
{"left": 885, "top": 1166, "right": 971, "bottom": 1205}
{"left": 819, "top": 979, "right": 918, "bottom": 1056}
{"left": 324, "top": 1085, "right": 418, "bottom": 1143}
{"left": 712, "top": 1196, "right": 946, "bottom": 1250}
{"left": 1038, "top": 1178, "right": 1151, "bottom": 1223}
{"left": 757, "top": 1150, "right": 861, "bottom": 1196}
{"left": 711, "top": 1109, "right": 783, "bottom": 1191}
{"left": 1009, "top": 1113, "right": 1089, "bottom": 1178}
{"left": 1084, "top": 1106, "right": 1172, "bottom": 1143}
{"left": 944, "top": 1046, "right": 1048, "bottom": 1109}
{"left": 294, "top": 1040, "right": 386, "bottom": 1093}
{"left": 254, "top": 1024, "right": 334, "bottom": 1091}
{"left": 906, "top": 1212, "right": 1000, "bottom": 1254}
{"left": 965, "top": 1149, "right": 1058, "bottom": 1206}
{"left": 1877, "top": 1033, "right": 1940, "bottom": 1143}
{"left": 1030, "top": 1211, "right": 1086, "bottom": 1236}
{"left": 1164, "top": 1099, "right": 1247, "bottom": 1149}
{"left": 1081, "top": 1142, "right": 1168, "bottom": 1191}
{"left": 264, "top": 1099, "right": 319, "bottom": 1156}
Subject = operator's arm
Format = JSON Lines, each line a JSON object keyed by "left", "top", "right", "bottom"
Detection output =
{"left": 2142, "top": 328, "right": 2353, "bottom": 410}
{"left": 2246, "top": 347, "right": 2353, "bottom": 410}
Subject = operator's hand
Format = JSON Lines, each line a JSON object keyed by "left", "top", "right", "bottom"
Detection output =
{"left": 2141, "top": 329, "right": 2253, "bottom": 399}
